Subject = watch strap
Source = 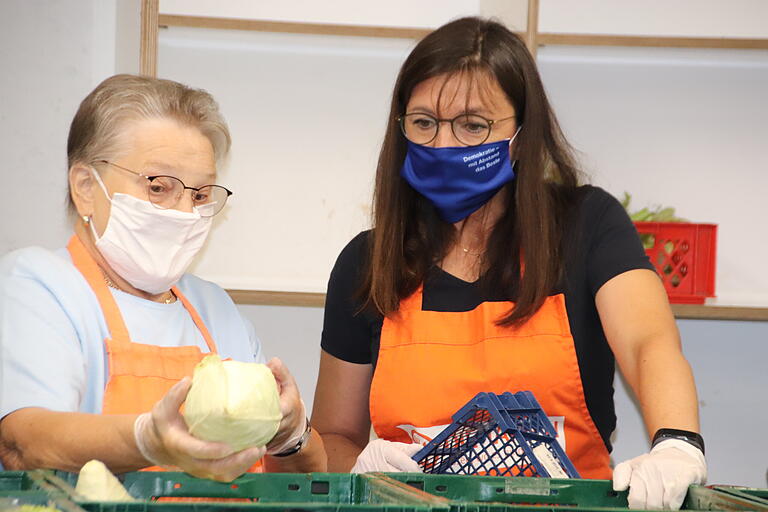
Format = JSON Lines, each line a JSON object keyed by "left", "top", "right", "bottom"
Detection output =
{"left": 271, "top": 419, "right": 312, "bottom": 458}
{"left": 652, "top": 428, "right": 705, "bottom": 455}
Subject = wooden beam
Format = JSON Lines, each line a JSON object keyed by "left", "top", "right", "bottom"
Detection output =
{"left": 670, "top": 304, "right": 768, "bottom": 322}
{"left": 227, "top": 289, "right": 325, "bottom": 308}
{"left": 140, "top": 0, "right": 159, "bottom": 77}
{"left": 525, "top": 0, "right": 540, "bottom": 58}
{"left": 226, "top": 289, "right": 768, "bottom": 321}
{"left": 158, "top": 14, "right": 431, "bottom": 40}
{"left": 537, "top": 33, "right": 768, "bottom": 50}
{"left": 157, "top": 15, "right": 768, "bottom": 50}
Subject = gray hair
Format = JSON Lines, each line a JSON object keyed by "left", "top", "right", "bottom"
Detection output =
{"left": 66, "top": 74, "right": 231, "bottom": 216}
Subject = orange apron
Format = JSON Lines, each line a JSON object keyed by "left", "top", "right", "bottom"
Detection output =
{"left": 67, "top": 235, "right": 262, "bottom": 472}
{"left": 369, "top": 286, "right": 611, "bottom": 479}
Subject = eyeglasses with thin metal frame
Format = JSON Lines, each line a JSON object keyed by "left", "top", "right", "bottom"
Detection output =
{"left": 397, "top": 112, "right": 516, "bottom": 147}
{"left": 93, "top": 160, "right": 232, "bottom": 217}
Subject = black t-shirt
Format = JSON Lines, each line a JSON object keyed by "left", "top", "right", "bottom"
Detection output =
{"left": 320, "top": 185, "right": 654, "bottom": 451}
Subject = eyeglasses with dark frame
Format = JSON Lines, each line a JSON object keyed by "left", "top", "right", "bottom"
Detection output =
{"left": 93, "top": 160, "right": 232, "bottom": 217}
{"left": 397, "top": 112, "right": 516, "bottom": 147}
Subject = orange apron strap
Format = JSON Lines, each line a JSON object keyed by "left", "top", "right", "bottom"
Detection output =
{"left": 398, "top": 286, "right": 423, "bottom": 312}
{"left": 67, "top": 235, "right": 130, "bottom": 341}
{"left": 173, "top": 287, "right": 218, "bottom": 354}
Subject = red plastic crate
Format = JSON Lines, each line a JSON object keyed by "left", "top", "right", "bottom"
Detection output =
{"left": 633, "top": 222, "right": 717, "bottom": 304}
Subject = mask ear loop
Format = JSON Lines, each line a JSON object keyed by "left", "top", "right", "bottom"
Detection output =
{"left": 508, "top": 125, "right": 523, "bottom": 148}
{"left": 507, "top": 125, "right": 523, "bottom": 169}
{"left": 90, "top": 167, "right": 113, "bottom": 201}
{"left": 86, "top": 167, "right": 113, "bottom": 242}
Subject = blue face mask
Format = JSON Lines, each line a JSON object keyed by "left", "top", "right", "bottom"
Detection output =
{"left": 400, "top": 127, "right": 522, "bottom": 223}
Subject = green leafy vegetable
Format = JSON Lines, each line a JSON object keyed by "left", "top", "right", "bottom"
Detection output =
{"left": 620, "top": 192, "right": 687, "bottom": 222}
{"left": 621, "top": 192, "right": 687, "bottom": 249}
{"left": 184, "top": 355, "right": 282, "bottom": 451}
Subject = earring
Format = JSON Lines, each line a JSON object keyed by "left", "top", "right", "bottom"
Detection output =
{"left": 82, "top": 215, "right": 90, "bottom": 224}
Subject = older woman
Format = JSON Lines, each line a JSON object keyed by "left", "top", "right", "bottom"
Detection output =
{"left": 0, "top": 74, "right": 325, "bottom": 480}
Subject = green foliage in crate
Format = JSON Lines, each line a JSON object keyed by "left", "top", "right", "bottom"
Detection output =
{"left": 620, "top": 192, "right": 687, "bottom": 250}
{"left": 620, "top": 192, "right": 688, "bottom": 223}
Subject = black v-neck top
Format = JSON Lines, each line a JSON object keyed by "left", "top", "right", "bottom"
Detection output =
{"left": 320, "top": 186, "right": 654, "bottom": 450}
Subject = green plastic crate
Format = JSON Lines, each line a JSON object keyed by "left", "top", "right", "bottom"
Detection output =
{"left": 383, "top": 473, "right": 732, "bottom": 512}
{"left": 7, "top": 470, "right": 767, "bottom": 512}
{"left": 0, "top": 471, "right": 61, "bottom": 493}
{"left": 711, "top": 486, "right": 768, "bottom": 506}
{"left": 684, "top": 485, "right": 768, "bottom": 512}
{"left": 384, "top": 473, "right": 628, "bottom": 508}
{"left": 44, "top": 471, "right": 451, "bottom": 512}
{"left": 0, "top": 471, "right": 78, "bottom": 511}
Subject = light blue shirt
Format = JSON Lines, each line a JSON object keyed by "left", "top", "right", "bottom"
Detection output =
{"left": 0, "top": 244, "right": 264, "bottom": 419}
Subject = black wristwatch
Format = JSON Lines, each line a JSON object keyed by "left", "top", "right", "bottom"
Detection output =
{"left": 272, "top": 419, "right": 312, "bottom": 458}
{"left": 651, "top": 428, "right": 705, "bottom": 455}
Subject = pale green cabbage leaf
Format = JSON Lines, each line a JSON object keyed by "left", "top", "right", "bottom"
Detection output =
{"left": 183, "top": 355, "right": 282, "bottom": 451}
{"left": 75, "top": 460, "right": 136, "bottom": 502}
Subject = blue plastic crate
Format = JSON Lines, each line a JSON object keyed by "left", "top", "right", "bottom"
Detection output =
{"left": 412, "top": 392, "right": 579, "bottom": 479}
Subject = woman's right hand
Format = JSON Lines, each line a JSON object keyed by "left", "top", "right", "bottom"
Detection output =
{"left": 133, "top": 377, "right": 265, "bottom": 482}
{"left": 264, "top": 357, "right": 308, "bottom": 456}
{"left": 350, "top": 439, "right": 423, "bottom": 473}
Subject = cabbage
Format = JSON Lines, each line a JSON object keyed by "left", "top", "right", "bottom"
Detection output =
{"left": 75, "top": 460, "right": 135, "bottom": 502}
{"left": 183, "top": 355, "right": 282, "bottom": 450}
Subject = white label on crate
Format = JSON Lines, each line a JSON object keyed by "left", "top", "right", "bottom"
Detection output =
{"left": 395, "top": 424, "right": 449, "bottom": 446}
{"left": 548, "top": 416, "right": 566, "bottom": 452}
{"left": 504, "top": 478, "right": 550, "bottom": 496}
{"left": 532, "top": 444, "right": 569, "bottom": 478}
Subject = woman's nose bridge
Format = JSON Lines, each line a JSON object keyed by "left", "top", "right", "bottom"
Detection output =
{"left": 176, "top": 188, "right": 196, "bottom": 212}
{"left": 431, "top": 119, "right": 459, "bottom": 147}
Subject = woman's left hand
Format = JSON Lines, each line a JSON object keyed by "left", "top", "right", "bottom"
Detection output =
{"left": 613, "top": 439, "right": 706, "bottom": 510}
{"left": 265, "top": 357, "right": 308, "bottom": 455}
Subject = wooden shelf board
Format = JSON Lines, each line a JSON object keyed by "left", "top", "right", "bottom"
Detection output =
{"left": 670, "top": 303, "right": 768, "bottom": 321}
{"left": 158, "top": 14, "right": 432, "bottom": 39}
{"left": 537, "top": 33, "right": 768, "bottom": 50}
{"left": 227, "top": 289, "right": 326, "bottom": 308}
{"left": 159, "top": 15, "right": 768, "bottom": 50}
{"left": 227, "top": 289, "right": 768, "bottom": 321}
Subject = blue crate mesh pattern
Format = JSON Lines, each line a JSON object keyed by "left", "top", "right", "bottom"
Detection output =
{"left": 413, "top": 392, "right": 579, "bottom": 478}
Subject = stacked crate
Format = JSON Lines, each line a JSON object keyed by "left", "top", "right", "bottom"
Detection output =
{"left": 0, "top": 470, "right": 766, "bottom": 512}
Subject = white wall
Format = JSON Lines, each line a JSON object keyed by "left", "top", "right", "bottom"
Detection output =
{"left": 160, "top": 0, "right": 768, "bottom": 38}
{"left": 0, "top": 0, "right": 140, "bottom": 255}
{"left": 159, "top": 26, "right": 768, "bottom": 305}
{"left": 159, "top": 0, "right": 529, "bottom": 32}
{"left": 539, "top": 0, "right": 768, "bottom": 38}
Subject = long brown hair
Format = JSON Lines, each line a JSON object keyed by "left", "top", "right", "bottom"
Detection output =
{"left": 363, "top": 17, "right": 582, "bottom": 326}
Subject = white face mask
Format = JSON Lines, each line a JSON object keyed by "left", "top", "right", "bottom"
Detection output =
{"left": 89, "top": 169, "right": 213, "bottom": 294}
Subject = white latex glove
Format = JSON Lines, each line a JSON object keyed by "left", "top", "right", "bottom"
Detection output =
{"left": 613, "top": 439, "right": 707, "bottom": 510}
{"left": 351, "top": 439, "right": 423, "bottom": 473}
{"left": 264, "top": 357, "right": 308, "bottom": 455}
{"left": 134, "top": 377, "right": 266, "bottom": 482}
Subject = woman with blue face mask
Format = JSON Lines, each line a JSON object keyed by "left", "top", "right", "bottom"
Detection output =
{"left": 313, "top": 17, "right": 704, "bottom": 510}
{"left": 0, "top": 75, "right": 325, "bottom": 479}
